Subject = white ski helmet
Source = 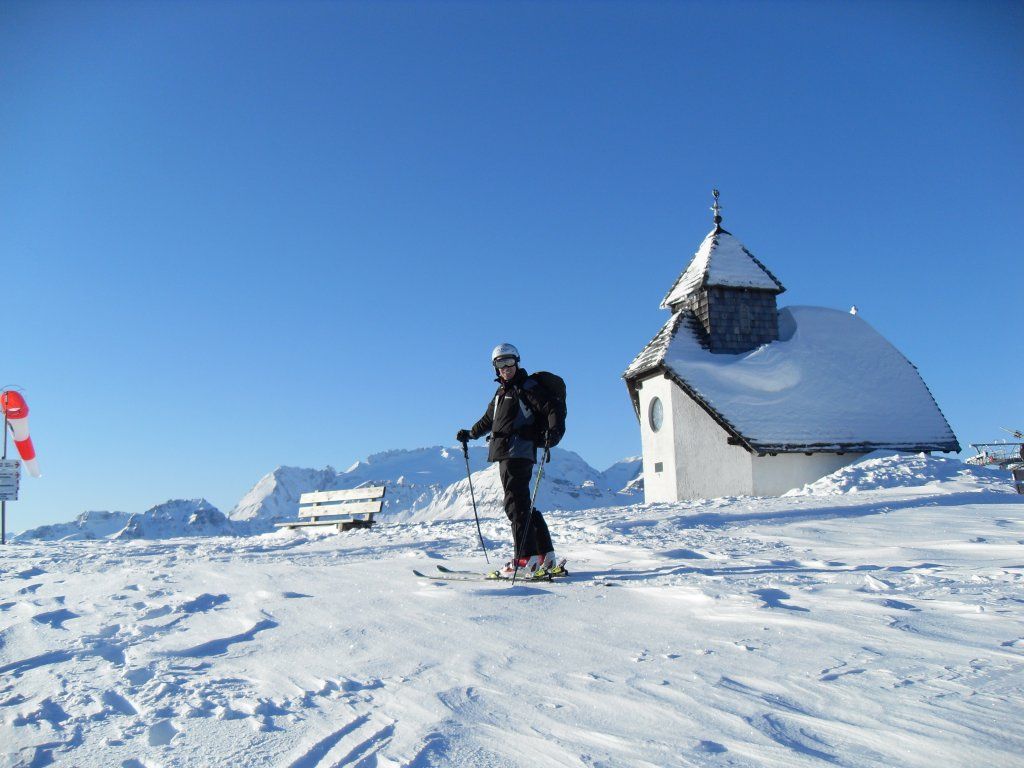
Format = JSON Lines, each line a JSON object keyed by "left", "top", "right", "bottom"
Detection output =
{"left": 491, "top": 343, "right": 520, "bottom": 366}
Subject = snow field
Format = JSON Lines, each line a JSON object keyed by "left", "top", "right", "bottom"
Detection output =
{"left": 1, "top": 459, "right": 1023, "bottom": 767}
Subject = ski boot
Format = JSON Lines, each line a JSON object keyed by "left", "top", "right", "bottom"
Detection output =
{"left": 535, "top": 552, "right": 569, "bottom": 578}
{"left": 488, "top": 556, "right": 543, "bottom": 580}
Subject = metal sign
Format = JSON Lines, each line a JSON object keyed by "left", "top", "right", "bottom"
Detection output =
{"left": 0, "top": 459, "right": 20, "bottom": 502}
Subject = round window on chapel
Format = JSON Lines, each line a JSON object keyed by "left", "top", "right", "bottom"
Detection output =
{"left": 648, "top": 396, "right": 664, "bottom": 432}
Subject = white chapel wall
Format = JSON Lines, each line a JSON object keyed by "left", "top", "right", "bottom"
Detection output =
{"left": 639, "top": 374, "right": 756, "bottom": 501}
{"left": 637, "top": 376, "right": 678, "bottom": 503}
{"left": 750, "top": 451, "right": 866, "bottom": 496}
{"left": 639, "top": 375, "right": 864, "bottom": 501}
{"left": 671, "top": 385, "right": 753, "bottom": 500}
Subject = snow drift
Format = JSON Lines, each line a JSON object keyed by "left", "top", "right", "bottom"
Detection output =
{"left": 786, "top": 451, "right": 1011, "bottom": 496}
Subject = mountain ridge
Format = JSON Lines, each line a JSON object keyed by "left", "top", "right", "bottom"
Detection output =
{"left": 16, "top": 446, "right": 641, "bottom": 540}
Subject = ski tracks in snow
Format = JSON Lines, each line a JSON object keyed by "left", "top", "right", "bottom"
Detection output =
{"left": 0, "top": 546, "right": 420, "bottom": 768}
{"left": 2, "top": 484, "right": 1023, "bottom": 767}
{"left": 0, "top": 553, "right": 292, "bottom": 766}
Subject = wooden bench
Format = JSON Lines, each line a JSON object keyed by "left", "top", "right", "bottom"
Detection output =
{"left": 274, "top": 486, "right": 386, "bottom": 532}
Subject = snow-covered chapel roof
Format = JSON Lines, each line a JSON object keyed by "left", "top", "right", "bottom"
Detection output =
{"left": 660, "top": 228, "right": 785, "bottom": 309}
{"left": 625, "top": 306, "right": 959, "bottom": 454}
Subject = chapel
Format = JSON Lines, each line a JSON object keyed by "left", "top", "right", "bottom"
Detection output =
{"left": 623, "top": 192, "right": 959, "bottom": 502}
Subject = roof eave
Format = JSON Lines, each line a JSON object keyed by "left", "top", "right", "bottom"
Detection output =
{"left": 701, "top": 282, "right": 785, "bottom": 295}
{"left": 623, "top": 368, "right": 663, "bottom": 420}
{"left": 661, "top": 367, "right": 757, "bottom": 453}
{"left": 746, "top": 440, "right": 962, "bottom": 454}
{"left": 623, "top": 365, "right": 757, "bottom": 454}
{"left": 736, "top": 243, "right": 786, "bottom": 294}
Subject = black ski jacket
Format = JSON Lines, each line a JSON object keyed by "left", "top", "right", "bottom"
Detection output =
{"left": 469, "top": 368, "right": 559, "bottom": 463}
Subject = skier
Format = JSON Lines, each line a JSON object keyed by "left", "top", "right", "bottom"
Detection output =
{"left": 456, "top": 343, "right": 566, "bottom": 578}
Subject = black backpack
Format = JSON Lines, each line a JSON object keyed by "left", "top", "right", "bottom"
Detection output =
{"left": 525, "top": 371, "right": 567, "bottom": 446}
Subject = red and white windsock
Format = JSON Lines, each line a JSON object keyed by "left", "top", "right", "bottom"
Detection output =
{"left": 0, "top": 391, "right": 40, "bottom": 478}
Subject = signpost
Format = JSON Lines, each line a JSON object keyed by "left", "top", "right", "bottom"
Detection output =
{"left": 0, "top": 460, "right": 19, "bottom": 501}
{"left": 0, "top": 459, "right": 18, "bottom": 544}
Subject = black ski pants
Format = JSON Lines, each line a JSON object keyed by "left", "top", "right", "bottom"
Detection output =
{"left": 498, "top": 458, "right": 553, "bottom": 559}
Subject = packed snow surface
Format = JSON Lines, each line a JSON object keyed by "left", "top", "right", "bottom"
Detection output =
{"left": 664, "top": 306, "right": 958, "bottom": 449}
{"left": 2, "top": 454, "right": 1022, "bottom": 767}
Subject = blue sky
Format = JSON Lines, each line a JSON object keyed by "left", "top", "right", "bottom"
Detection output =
{"left": 2, "top": 1, "right": 1022, "bottom": 530}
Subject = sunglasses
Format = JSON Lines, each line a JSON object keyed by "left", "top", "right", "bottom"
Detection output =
{"left": 494, "top": 358, "right": 518, "bottom": 369}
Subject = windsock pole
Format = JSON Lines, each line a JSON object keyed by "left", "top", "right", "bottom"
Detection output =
{"left": 2, "top": 409, "right": 7, "bottom": 545}
{"left": 0, "top": 390, "right": 40, "bottom": 545}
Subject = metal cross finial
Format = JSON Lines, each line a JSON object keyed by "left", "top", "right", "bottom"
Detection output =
{"left": 711, "top": 188, "right": 722, "bottom": 228}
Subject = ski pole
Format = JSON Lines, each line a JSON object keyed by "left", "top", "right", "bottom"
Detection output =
{"left": 461, "top": 439, "right": 489, "bottom": 563}
{"left": 512, "top": 445, "right": 549, "bottom": 585}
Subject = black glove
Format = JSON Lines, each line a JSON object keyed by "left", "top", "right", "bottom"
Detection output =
{"left": 543, "top": 431, "right": 555, "bottom": 449}
{"left": 543, "top": 446, "right": 551, "bottom": 464}
{"left": 456, "top": 429, "right": 471, "bottom": 444}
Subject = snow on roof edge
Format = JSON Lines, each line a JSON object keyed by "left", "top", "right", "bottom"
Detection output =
{"left": 628, "top": 305, "right": 960, "bottom": 453}
{"left": 659, "top": 228, "right": 784, "bottom": 310}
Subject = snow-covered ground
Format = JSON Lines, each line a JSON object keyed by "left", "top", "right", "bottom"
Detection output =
{"left": 2, "top": 454, "right": 1022, "bottom": 767}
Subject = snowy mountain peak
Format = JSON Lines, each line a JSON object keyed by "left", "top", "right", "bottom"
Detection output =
{"left": 229, "top": 466, "right": 340, "bottom": 525}
{"left": 14, "top": 510, "right": 133, "bottom": 542}
{"left": 227, "top": 446, "right": 641, "bottom": 532}
{"left": 115, "top": 498, "right": 231, "bottom": 540}
{"left": 16, "top": 499, "right": 230, "bottom": 542}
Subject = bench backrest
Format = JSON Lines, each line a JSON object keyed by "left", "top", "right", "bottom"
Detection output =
{"left": 298, "top": 485, "right": 386, "bottom": 518}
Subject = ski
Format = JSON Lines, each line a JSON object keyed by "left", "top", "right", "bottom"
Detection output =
{"left": 412, "top": 569, "right": 478, "bottom": 582}
{"left": 436, "top": 562, "right": 570, "bottom": 579}
{"left": 436, "top": 561, "right": 573, "bottom": 577}
{"left": 435, "top": 564, "right": 478, "bottom": 575}
{"left": 412, "top": 568, "right": 558, "bottom": 583}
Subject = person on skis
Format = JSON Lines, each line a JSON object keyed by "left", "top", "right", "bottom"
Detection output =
{"left": 456, "top": 343, "right": 566, "bottom": 578}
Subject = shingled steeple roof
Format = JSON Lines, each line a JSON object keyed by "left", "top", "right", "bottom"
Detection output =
{"left": 659, "top": 191, "right": 784, "bottom": 310}
{"left": 660, "top": 227, "right": 785, "bottom": 310}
